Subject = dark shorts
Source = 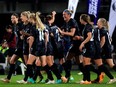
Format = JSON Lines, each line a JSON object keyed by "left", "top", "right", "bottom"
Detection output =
{"left": 7, "top": 47, "right": 15, "bottom": 57}
{"left": 94, "top": 44, "right": 102, "bottom": 59}
{"left": 23, "top": 43, "right": 29, "bottom": 55}
{"left": 46, "top": 42, "right": 53, "bottom": 56}
{"left": 64, "top": 42, "right": 72, "bottom": 57}
{"left": 53, "top": 41, "right": 64, "bottom": 59}
{"left": 83, "top": 42, "right": 95, "bottom": 58}
{"left": 14, "top": 47, "right": 23, "bottom": 58}
{"left": 31, "top": 42, "right": 46, "bottom": 56}
{"left": 65, "top": 43, "right": 81, "bottom": 60}
{"left": 102, "top": 46, "right": 112, "bottom": 59}
{"left": 69, "top": 44, "right": 81, "bottom": 56}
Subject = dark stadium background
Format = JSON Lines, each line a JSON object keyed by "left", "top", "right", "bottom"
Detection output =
{"left": 0, "top": 0, "right": 111, "bottom": 43}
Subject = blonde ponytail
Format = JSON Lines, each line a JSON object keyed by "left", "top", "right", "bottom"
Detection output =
{"left": 36, "top": 12, "right": 45, "bottom": 30}
{"left": 99, "top": 18, "right": 109, "bottom": 31}
{"left": 21, "top": 11, "right": 30, "bottom": 19}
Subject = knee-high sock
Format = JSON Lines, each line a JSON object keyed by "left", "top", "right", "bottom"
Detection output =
{"left": 43, "top": 65, "right": 54, "bottom": 80}
{"left": 78, "top": 63, "right": 86, "bottom": 81}
{"left": 78, "top": 63, "right": 84, "bottom": 73}
{"left": 90, "top": 64, "right": 100, "bottom": 76}
{"left": 50, "top": 63, "right": 61, "bottom": 80}
{"left": 33, "top": 66, "right": 43, "bottom": 81}
{"left": 98, "top": 64, "right": 114, "bottom": 79}
{"left": 24, "top": 70, "right": 28, "bottom": 81}
{"left": 27, "top": 64, "right": 33, "bottom": 78}
{"left": 7, "top": 64, "right": 15, "bottom": 80}
{"left": 62, "top": 60, "right": 72, "bottom": 78}
{"left": 113, "top": 65, "right": 116, "bottom": 72}
{"left": 58, "top": 64, "right": 63, "bottom": 74}
{"left": 82, "top": 68, "right": 86, "bottom": 81}
{"left": 84, "top": 65, "right": 91, "bottom": 81}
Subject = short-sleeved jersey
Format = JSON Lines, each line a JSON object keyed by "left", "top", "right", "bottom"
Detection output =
{"left": 44, "top": 23, "right": 51, "bottom": 41}
{"left": 94, "top": 27, "right": 100, "bottom": 44}
{"left": 12, "top": 22, "right": 23, "bottom": 48}
{"left": 44, "top": 24, "right": 54, "bottom": 56}
{"left": 100, "top": 27, "right": 112, "bottom": 50}
{"left": 61, "top": 18, "right": 78, "bottom": 43}
{"left": 50, "top": 25, "right": 63, "bottom": 43}
{"left": 28, "top": 24, "right": 37, "bottom": 47}
{"left": 35, "top": 28, "right": 48, "bottom": 43}
{"left": 93, "top": 27, "right": 102, "bottom": 59}
{"left": 82, "top": 24, "right": 94, "bottom": 47}
{"left": 82, "top": 24, "right": 93, "bottom": 40}
{"left": 30, "top": 27, "right": 48, "bottom": 56}
{"left": 29, "top": 24, "right": 36, "bottom": 37}
{"left": 22, "top": 23, "right": 32, "bottom": 41}
{"left": 72, "top": 23, "right": 81, "bottom": 45}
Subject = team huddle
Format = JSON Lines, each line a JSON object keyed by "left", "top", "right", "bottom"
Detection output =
{"left": 1, "top": 9, "right": 116, "bottom": 84}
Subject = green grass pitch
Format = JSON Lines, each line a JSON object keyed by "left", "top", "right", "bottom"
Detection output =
{"left": 0, "top": 71, "right": 116, "bottom": 87}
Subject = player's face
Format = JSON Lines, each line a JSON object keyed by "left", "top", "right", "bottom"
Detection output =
{"left": 63, "top": 12, "right": 70, "bottom": 21}
{"left": 20, "top": 14, "right": 28, "bottom": 22}
{"left": 11, "top": 15, "right": 18, "bottom": 24}
{"left": 29, "top": 17, "right": 34, "bottom": 24}
{"left": 97, "top": 19, "right": 102, "bottom": 28}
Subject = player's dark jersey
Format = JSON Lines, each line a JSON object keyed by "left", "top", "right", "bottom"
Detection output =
{"left": 12, "top": 22, "right": 23, "bottom": 48}
{"left": 22, "top": 23, "right": 32, "bottom": 42}
{"left": 93, "top": 27, "right": 102, "bottom": 59}
{"left": 82, "top": 24, "right": 93, "bottom": 40}
{"left": 29, "top": 24, "right": 36, "bottom": 48}
{"left": 50, "top": 25, "right": 63, "bottom": 43}
{"left": 29, "top": 24, "right": 36, "bottom": 38}
{"left": 44, "top": 24, "right": 54, "bottom": 56}
{"left": 72, "top": 22, "right": 81, "bottom": 46}
{"left": 21, "top": 23, "right": 32, "bottom": 55}
{"left": 100, "top": 27, "right": 112, "bottom": 49}
{"left": 100, "top": 27, "right": 112, "bottom": 58}
{"left": 31, "top": 26, "right": 48, "bottom": 47}
{"left": 82, "top": 23, "right": 95, "bottom": 58}
{"left": 61, "top": 18, "right": 77, "bottom": 44}
{"left": 82, "top": 23, "right": 94, "bottom": 47}
{"left": 12, "top": 22, "right": 23, "bottom": 57}
{"left": 49, "top": 25, "right": 64, "bottom": 58}
{"left": 31, "top": 27, "right": 48, "bottom": 56}
{"left": 94, "top": 27, "right": 100, "bottom": 44}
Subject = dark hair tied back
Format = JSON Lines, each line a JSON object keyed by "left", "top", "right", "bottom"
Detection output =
{"left": 63, "top": 9, "right": 73, "bottom": 16}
